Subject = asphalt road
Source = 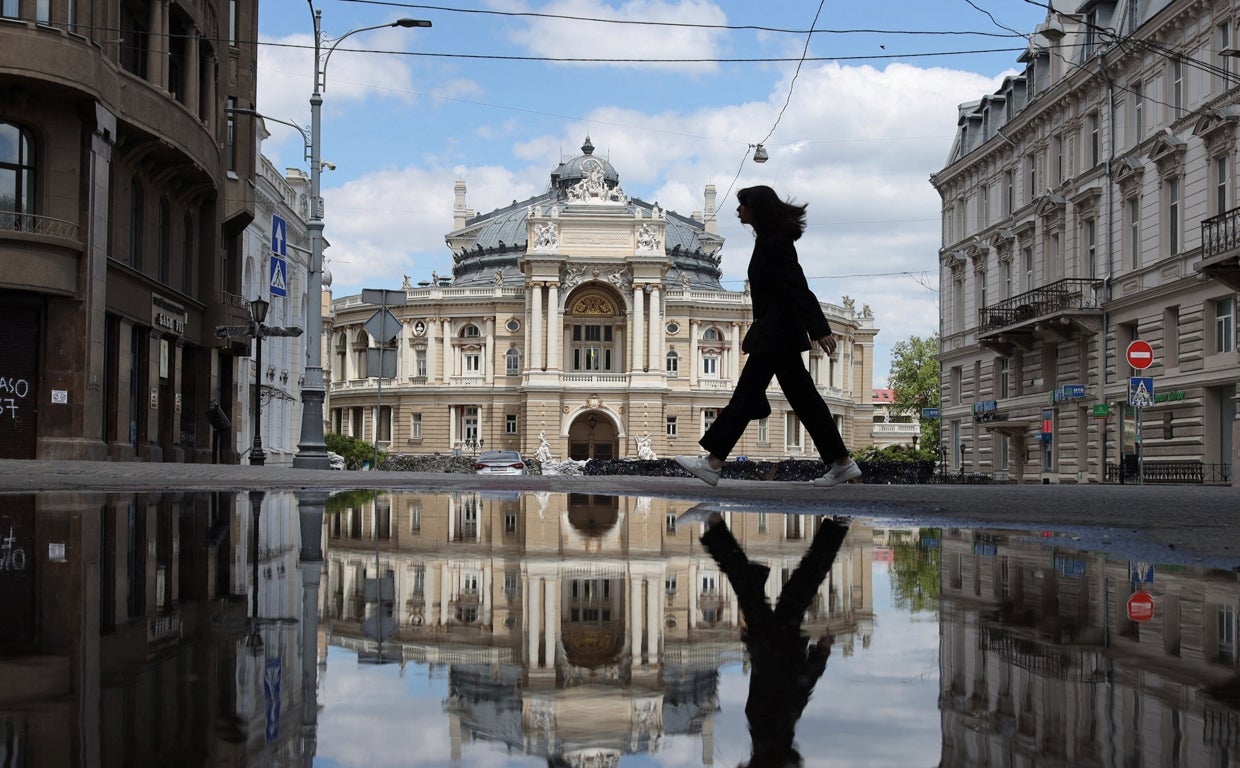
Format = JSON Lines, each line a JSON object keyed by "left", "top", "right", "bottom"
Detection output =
{"left": 1, "top": 459, "right": 1236, "bottom": 569}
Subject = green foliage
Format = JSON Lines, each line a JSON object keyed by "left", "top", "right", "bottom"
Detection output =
{"left": 889, "top": 528, "right": 942, "bottom": 613}
{"left": 887, "top": 333, "right": 941, "bottom": 447}
{"left": 324, "top": 433, "right": 385, "bottom": 470}
{"left": 853, "top": 444, "right": 935, "bottom": 463}
{"left": 325, "top": 489, "right": 381, "bottom": 514}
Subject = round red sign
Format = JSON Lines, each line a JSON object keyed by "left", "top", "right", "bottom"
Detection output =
{"left": 1125, "top": 340, "right": 1154, "bottom": 370}
{"left": 1127, "top": 591, "right": 1155, "bottom": 622}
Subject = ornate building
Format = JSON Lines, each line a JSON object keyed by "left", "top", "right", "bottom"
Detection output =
{"left": 933, "top": 0, "right": 1239, "bottom": 484}
{"left": 328, "top": 139, "right": 877, "bottom": 460}
{"left": 0, "top": 0, "right": 261, "bottom": 461}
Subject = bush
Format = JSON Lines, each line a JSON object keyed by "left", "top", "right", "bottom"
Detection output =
{"left": 852, "top": 444, "right": 935, "bottom": 463}
{"left": 324, "top": 433, "right": 385, "bottom": 470}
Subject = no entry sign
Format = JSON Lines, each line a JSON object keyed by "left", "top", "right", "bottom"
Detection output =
{"left": 1125, "top": 340, "right": 1154, "bottom": 370}
{"left": 1127, "top": 591, "right": 1155, "bottom": 622}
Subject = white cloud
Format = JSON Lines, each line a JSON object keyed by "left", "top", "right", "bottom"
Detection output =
{"left": 502, "top": 0, "right": 729, "bottom": 72}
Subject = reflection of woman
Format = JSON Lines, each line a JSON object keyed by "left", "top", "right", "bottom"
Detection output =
{"left": 675, "top": 186, "right": 860, "bottom": 488}
{"left": 699, "top": 513, "right": 849, "bottom": 768}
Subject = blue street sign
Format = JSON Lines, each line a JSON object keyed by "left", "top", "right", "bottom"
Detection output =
{"left": 1128, "top": 377, "right": 1154, "bottom": 407}
{"left": 921, "top": 407, "right": 940, "bottom": 419}
{"left": 269, "top": 254, "right": 287, "bottom": 298}
{"left": 1062, "top": 384, "right": 1085, "bottom": 399}
{"left": 270, "top": 214, "right": 287, "bottom": 256}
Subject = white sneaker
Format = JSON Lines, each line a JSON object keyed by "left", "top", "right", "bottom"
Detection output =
{"left": 813, "top": 460, "right": 861, "bottom": 487}
{"left": 675, "top": 455, "right": 721, "bottom": 486}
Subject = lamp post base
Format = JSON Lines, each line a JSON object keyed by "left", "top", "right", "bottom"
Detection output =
{"left": 294, "top": 386, "right": 331, "bottom": 469}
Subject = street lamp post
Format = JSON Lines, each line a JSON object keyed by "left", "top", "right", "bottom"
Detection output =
{"left": 294, "top": 5, "right": 431, "bottom": 468}
{"left": 249, "top": 297, "right": 270, "bottom": 466}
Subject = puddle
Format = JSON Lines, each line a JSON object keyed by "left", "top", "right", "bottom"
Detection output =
{"left": 1, "top": 490, "right": 1238, "bottom": 766}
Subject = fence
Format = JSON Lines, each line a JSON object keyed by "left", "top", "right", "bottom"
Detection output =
{"left": 1104, "top": 461, "right": 1232, "bottom": 485}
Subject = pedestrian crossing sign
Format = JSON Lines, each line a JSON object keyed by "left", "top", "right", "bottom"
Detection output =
{"left": 1128, "top": 377, "right": 1154, "bottom": 407}
{"left": 269, "top": 254, "right": 287, "bottom": 298}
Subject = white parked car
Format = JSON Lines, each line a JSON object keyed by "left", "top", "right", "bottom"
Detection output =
{"left": 473, "top": 450, "right": 526, "bottom": 475}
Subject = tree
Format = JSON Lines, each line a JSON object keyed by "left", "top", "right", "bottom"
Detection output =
{"left": 888, "top": 333, "right": 940, "bottom": 448}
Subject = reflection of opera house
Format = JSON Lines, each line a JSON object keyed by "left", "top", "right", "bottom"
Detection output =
{"left": 938, "top": 528, "right": 1240, "bottom": 766}
{"left": 322, "top": 493, "right": 874, "bottom": 763}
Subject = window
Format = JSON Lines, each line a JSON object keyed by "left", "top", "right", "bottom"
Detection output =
{"left": 950, "top": 366, "right": 963, "bottom": 406}
{"left": 665, "top": 574, "right": 678, "bottom": 596}
{"left": 952, "top": 278, "right": 964, "bottom": 333}
{"left": 665, "top": 350, "right": 679, "bottom": 376}
{"left": 978, "top": 184, "right": 989, "bottom": 227}
{"left": 1003, "top": 170, "right": 1014, "bottom": 216}
{"left": 571, "top": 323, "right": 614, "bottom": 372}
{"left": 225, "top": 98, "right": 237, "bottom": 172}
{"left": 665, "top": 415, "right": 677, "bottom": 437}
{"left": 701, "top": 354, "right": 719, "bottom": 378}
{"left": 1127, "top": 197, "right": 1140, "bottom": 269}
{"left": 1084, "top": 218, "right": 1097, "bottom": 277}
{"left": 352, "top": 330, "right": 368, "bottom": 377}
{"left": 415, "top": 349, "right": 427, "bottom": 378}
{"left": 757, "top": 417, "right": 768, "bottom": 443}
{"left": 377, "top": 406, "right": 392, "bottom": 442}
{"left": 998, "top": 357, "right": 1010, "bottom": 399}
{"left": 1220, "top": 22, "right": 1235, "bottom": 88}
{"left": 1166, "top": 176, "right": 1180, "bottom": 255}
{"left": 129, "top": 182, "right": 144, "bottom": 268}
{"left": 505, "top": 348, "right": 520, "bottom": 375}
{"left": 1132, "top": 81, "right": 1144, "bottom": 141}
{"left": 1001, "top": 260, "right": 1012, "bottom": 299}
{"left": 229, "top": 0, "right": 238, "bottom": 45}
{"left": 1219, "top": 604, "right": 1237, "bottom": 664}
{"left": 785, "top": 414, "right": 802, "bottom": 450}
{"left": 410, "top": 413, "right": 422, "bottom": 439}
{"left": 1164, "top": 306, "right": 1180, "bottom": 368}
{"left": 1052, "top": 135, "right": 1063, "bottom": 185}
{"left": 1171, "top": 60, "right": 1183, "bottom": 119}
{"left": 703, "top": 408, "right": 717, "bottom": 433}
{"left": 1022, "top": 247, "right": 1033, "bottom": 292}
{"left": 505, "top": 413, "right": 518, "bottom": 434}
{"left": 1026, "top": 154, "right": 1037, "bottom": 200}
{"left": 464, "top": 352, "right": 480, "bottom": 375}
{"left": 0, "top": 122, "right": 35, "bottom": 230}
{"left": 1215, "top": 156, "right": 1229, "bottom": 216}
{"left": 1215, "top": 297, "right": 1236, "bottom": 354}
{"left": 461, "top": 324, "right": 480, "bottom": 338}
{"left": 1088, "top": 112, "right": 1100, "bottom": 167}
{"left": 1126, "top": 0, "right": 1139, "bottom": 34}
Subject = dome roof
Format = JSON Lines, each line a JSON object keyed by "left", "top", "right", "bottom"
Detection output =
{"left": 550, "top": 136, "right": 619, "bottom": 193}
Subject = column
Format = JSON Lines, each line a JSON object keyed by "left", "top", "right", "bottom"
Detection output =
{"left": 645, "top": 576, "right": 659, "bottom": 666}
{"left": 647, "top": 284, "right": 661, "bottom": 374}
{"left": 546, "top": 282, "right": 560, "bottom": 371}
{"left": 630, "top": 575, "right": 643, "bottom": 663}
{"left": 527, "top": 575, "right": 542, "bottom": 667}
{"left": 184, "top": 26, "right": 200, "bottom": 118}
{"left": 427, "top": 321, "right": 437, "bottom": 383}
{"left": 689, "top": 320, "right": 699, "bottom": 386}
{"left": 730, "top": 322, "right": 741, "bottom": 380}
{"left": 485, "top": 317, "right": 495, "bottom": 384}
{"left": 482, "top": 562, "right": 493, "bottom": 627}
{"left": 202, "top": 56, "right": 217, "bottom": 129}
{"left": 630, "top": 285, "right": 644, "bottom": 373}
{"left": 440, "top": 562, "right": 451, "bottom": 626}
{"left": 687, "top": 560, "right": 698, "bottom": 629}
{"left": 530, "top": 283, "right": 543, "bottom": 370}
{"left": 146, "top": 1, "right": 165, "bottom": 90}
{"left": 441, "top": 318, "right": 451, "bottom": 381}
{"left": 544, "top": 577, "right": 559, "bottom": 668}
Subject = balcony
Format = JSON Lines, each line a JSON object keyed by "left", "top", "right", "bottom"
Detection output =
{"left": 1198, "top": 206, "right": 1240, "bottom": 290}
{"left": 978, "top": 278, "right": 1104, "bottom": 355}
{"left": 0, "top": 211, "right": 80, "bottom": 241}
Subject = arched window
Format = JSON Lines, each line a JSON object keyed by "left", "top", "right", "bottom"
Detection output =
{"left": 665, "top": 350, "right": 679, "bottom": 376}
{"left": 568, "top": 292, "right": 620, "bottom": 373}
{"left": 702, "top": 327, "right": 721, "bottom": 341}
{"left": 0, "top": 122, "right": 35, "bottom": 231}
{"left": 334, "top": 332, "right": 348, "bottom": 381}
{"left": 352, "top": 329, "right": 369, "bottom": 378}
{"left": 505, "top": 347, "right": 520, "bottom": 375}
{"left": 461, "top": 324, "right": 480, "bottom": 338}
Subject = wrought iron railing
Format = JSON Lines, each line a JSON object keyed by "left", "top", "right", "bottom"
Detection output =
{"left": 0, "top": 210, "right": 80, "bottom": 241}
{"left": 979, "top": 278, "right": 1104, "bottom": 332}
{"left": 1201, "top": 206, "right": 1240, "bottom": 260}
{"left": 1104, "top": 461, "right": 1232, "bottom": 484}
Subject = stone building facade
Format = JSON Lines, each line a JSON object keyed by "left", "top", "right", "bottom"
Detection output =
{"left": 0, "top": 0, "right": 261, "bottom": 461}
{"left": 328, "top": 139, "right": 877, "bottom": 461}
{"left": 933, "top": 0, "right": 1239, "bottom": 483}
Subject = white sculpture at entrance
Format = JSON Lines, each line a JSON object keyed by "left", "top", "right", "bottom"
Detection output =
{"left": 634, "top": 432, "right": 657, "bottom": 460}
{"left": 535, "top": 431, "right": 554, "bottom": 463}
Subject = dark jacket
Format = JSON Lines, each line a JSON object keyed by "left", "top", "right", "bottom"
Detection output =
{"left": 741, "top": 233, "right": 833, "bottom": 356}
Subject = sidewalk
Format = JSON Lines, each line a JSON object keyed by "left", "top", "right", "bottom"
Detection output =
{"left": 0, "top": 459, "right": 1236, "bottom": 567}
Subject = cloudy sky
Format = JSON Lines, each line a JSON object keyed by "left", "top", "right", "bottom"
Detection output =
{"left": 255, "top": 0, "right": 1055, "bottom": 385}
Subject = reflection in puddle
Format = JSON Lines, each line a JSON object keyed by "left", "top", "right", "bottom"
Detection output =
{"left": 0, "top": 490, "right": 1237, "bottom": 766}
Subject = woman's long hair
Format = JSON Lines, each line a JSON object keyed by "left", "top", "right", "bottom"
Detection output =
{"left": 737, "top": 185, "right": 807, "bottom": 241}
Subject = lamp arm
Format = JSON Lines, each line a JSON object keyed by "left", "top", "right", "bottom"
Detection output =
{"left": 319, "top": 22, "right": 403, "bottom": 91}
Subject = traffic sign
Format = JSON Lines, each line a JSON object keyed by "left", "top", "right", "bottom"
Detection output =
{"left": 271, "top": 214, "right": 287, "bottom": 256}
{"left": 1126, "top": 591, "right": 1155, "bottom": 622}
{"left": 1125, "top": 339, "right": 1154, "bottom": 369}
{"left": 364, "top": 309, "right": 402, "bottom": 344}
{"left": 1129, "top": 377, "right": 1154, "bottom": 407}
{"left": 269, "top": 254, "right": 287, "bottom": 298}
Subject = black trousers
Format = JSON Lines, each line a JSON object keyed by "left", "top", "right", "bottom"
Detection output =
{"left": 699, "top": 349, "right": 848, "bottom": 463}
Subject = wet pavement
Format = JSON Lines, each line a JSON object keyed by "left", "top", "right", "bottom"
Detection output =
{"left": 3, "top": 485, "right": 1239, "bottom": 767}
{"left": 0, "top": 459, "right": 1237, "bottom": 567}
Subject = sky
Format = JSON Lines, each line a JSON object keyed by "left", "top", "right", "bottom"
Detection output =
{"left": 255, "top": 0, "right": 1057, "bottom": 387}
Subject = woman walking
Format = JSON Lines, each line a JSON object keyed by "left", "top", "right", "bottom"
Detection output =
{"left": 676, "top": 185, "right": 860, "bottom": 487}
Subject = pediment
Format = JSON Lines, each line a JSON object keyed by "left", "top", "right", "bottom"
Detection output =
{"left": 1034, "top": 192, "right": 1067, "bottom": 218}
{"left": 1192, "top": 106, "right": 1240, "bottom": 144}
{"left": 1147, "top": 129, "right": 1187, "bottom": 173}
